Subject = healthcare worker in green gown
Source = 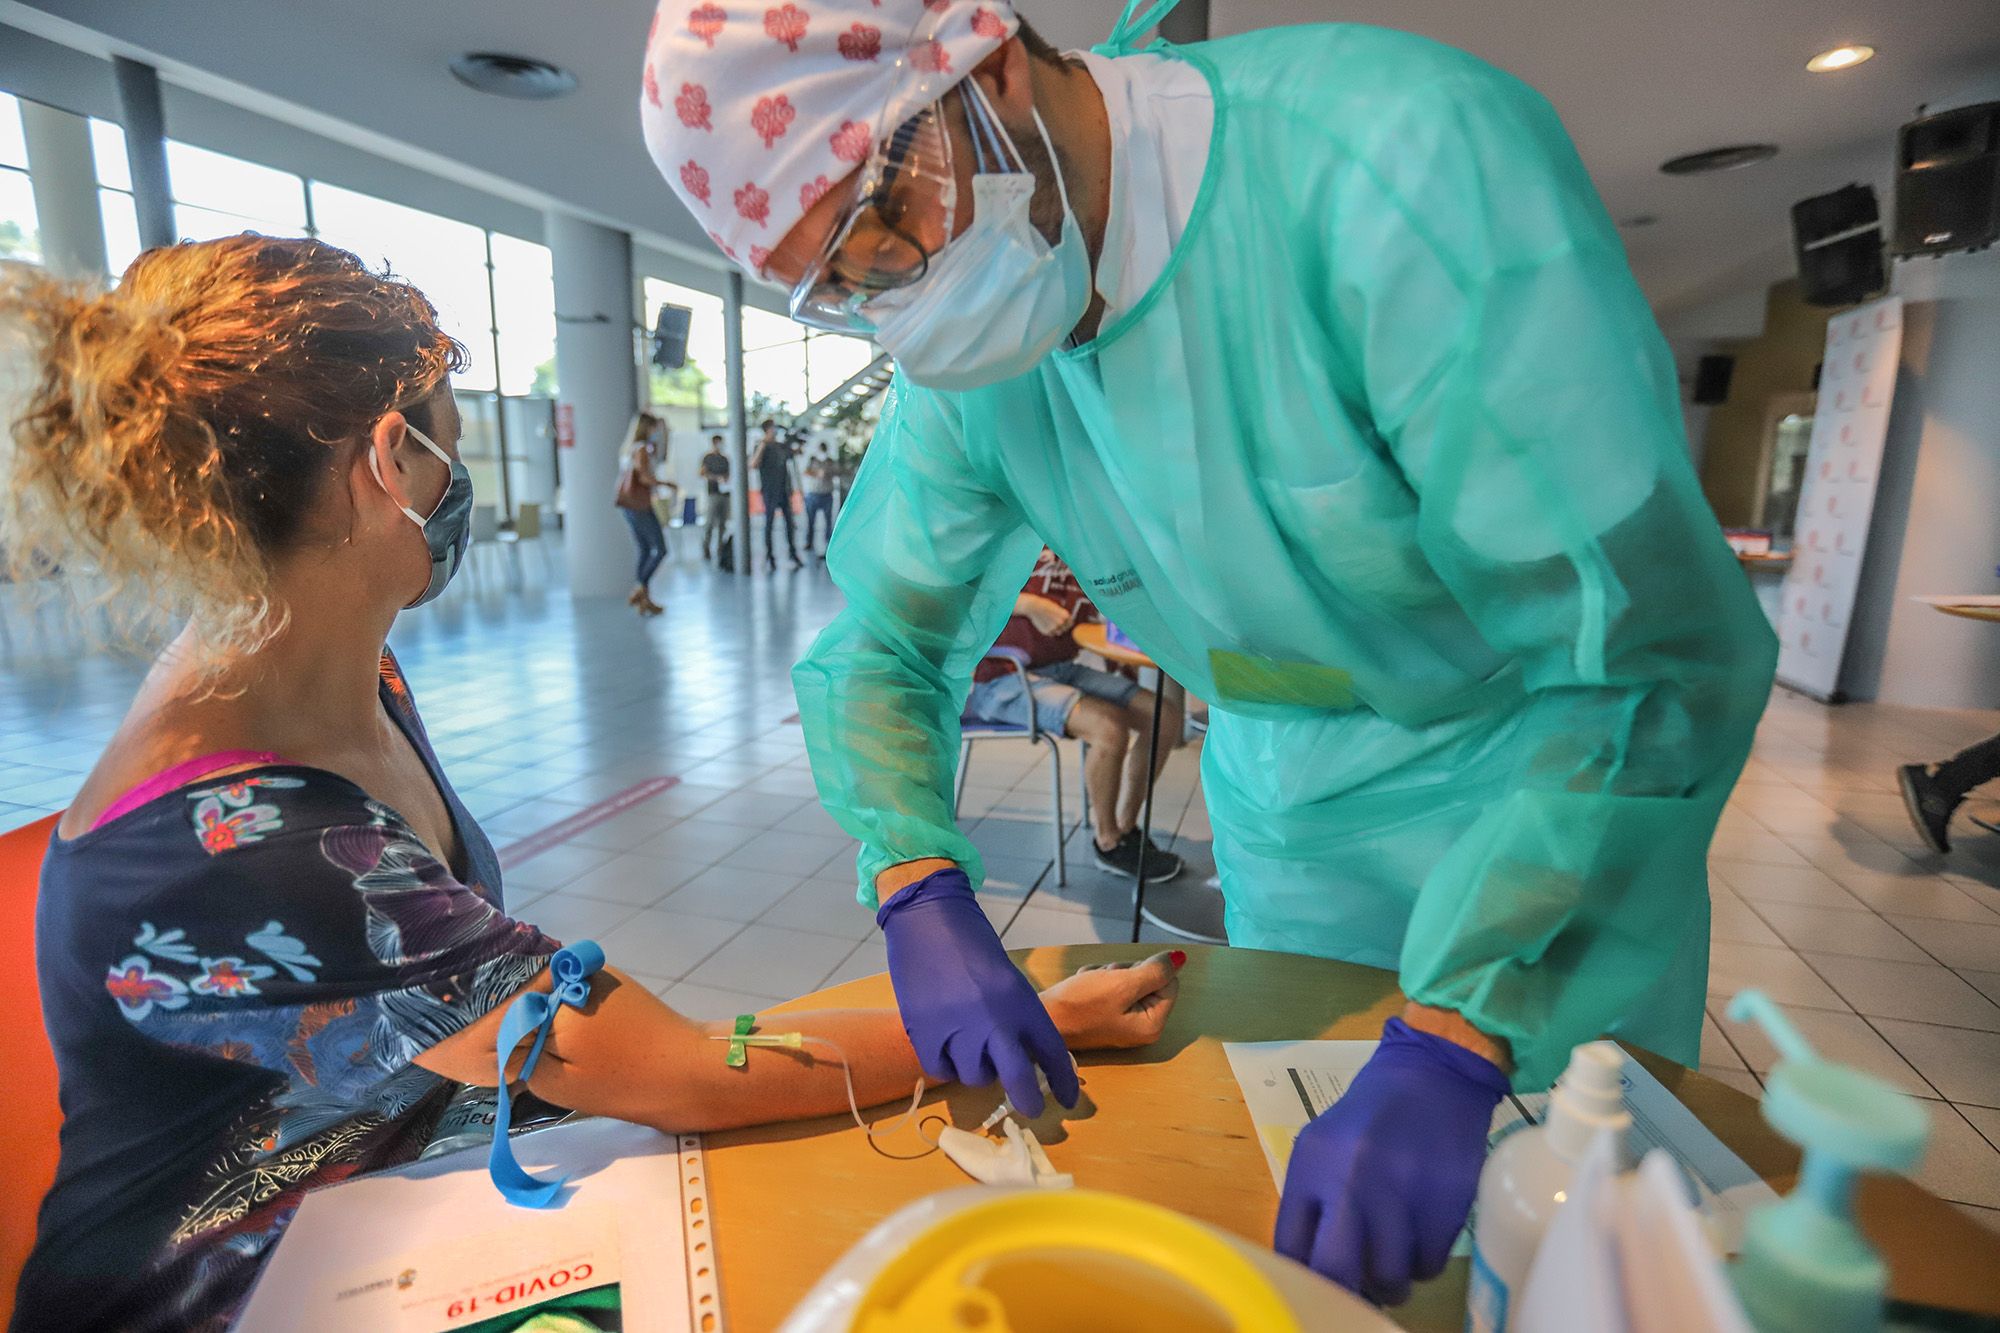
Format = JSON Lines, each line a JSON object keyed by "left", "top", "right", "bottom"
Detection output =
{"left": 641, "top": 0, "right": 1775, "bottom": 1302}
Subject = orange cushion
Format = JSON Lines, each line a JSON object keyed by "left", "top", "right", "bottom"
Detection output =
{"left": 0, "top": 814, "right": 62, "bottom": 1326}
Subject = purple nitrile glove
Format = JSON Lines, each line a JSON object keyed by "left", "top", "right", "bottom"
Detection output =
{"left": 876, "top": 866, "right": 1080, "bottom": 1117}
{"left": 1274, "top": 1017, "right": 1509, "bottom": 1305}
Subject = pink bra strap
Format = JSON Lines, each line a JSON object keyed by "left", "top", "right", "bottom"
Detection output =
{"left": 92, "top": 750, "right": 287, "bottom": 830}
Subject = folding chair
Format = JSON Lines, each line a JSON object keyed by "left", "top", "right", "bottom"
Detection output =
{"left": 955, "top": 648, "right": 1068, "bottom": 886}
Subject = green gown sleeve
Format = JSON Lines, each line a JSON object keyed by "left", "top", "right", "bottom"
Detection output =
{"left": 1331, "top": 66, "right": 1778, "bottom": 1087}
{"left": 792, "top": 383, "right": 1046, "bottom": 905}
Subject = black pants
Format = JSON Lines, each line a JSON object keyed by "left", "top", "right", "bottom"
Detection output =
{"left": 1933, "top": 731, "right": 2000, "bottom": 803}
{"left": 763, "top": 490, "right": 797, "bottom": 561}
{"left": 622, "top": 507, "right": 667, "bottom": 588}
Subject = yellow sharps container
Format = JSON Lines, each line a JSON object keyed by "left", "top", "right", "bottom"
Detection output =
{"left": 779, "top": 1188, "right": 1397, "bottom": 1332}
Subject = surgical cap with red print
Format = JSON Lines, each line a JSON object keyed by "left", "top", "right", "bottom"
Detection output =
{"left": 639, "top": 0, "right": 1021, "bottom": 278}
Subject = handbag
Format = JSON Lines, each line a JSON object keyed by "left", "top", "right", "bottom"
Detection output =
{"left": 615, "top": 458, "right": 653, "bottom": 512}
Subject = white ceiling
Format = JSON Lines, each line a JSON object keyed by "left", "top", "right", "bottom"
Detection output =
{"left": 6, "top": 0, "right": 1996, "bottom": 314}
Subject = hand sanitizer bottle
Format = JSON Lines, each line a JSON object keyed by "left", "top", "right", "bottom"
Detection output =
{"left": 1726, "top": 990, "right": 1930, "bottom": 1333}
{"left": 1466, "top": 1041, "right": 1630, "bottom": 1333}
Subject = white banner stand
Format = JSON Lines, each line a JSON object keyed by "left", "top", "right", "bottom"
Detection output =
{"left": 1774, "top": 296, "right": 1904, "bottom": 702}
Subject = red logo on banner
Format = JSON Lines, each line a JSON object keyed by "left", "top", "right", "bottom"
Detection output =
{"left": 556, "top": 402, "right": 575, "bottom": 450}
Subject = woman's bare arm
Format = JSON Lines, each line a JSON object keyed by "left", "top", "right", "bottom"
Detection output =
{"left": 415, "top": 954, "right": 1181, "bottom": 1134}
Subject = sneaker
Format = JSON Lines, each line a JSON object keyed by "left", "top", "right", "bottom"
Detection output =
{"left": 1898, "top": 763, "right": 1957, "bottom": 855}
{"left": 1093, "top": 828, "right": 1184, "bottom": 881}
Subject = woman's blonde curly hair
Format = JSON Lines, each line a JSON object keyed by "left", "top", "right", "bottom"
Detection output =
{"left": 0, "top": 235, "right": 466, "bottom": 665}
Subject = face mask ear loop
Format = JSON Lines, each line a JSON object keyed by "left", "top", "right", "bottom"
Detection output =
{"left": 960, "top": 78, "right": 1015, "bottom": 176}
{"left": 367, "top": 447, "right": 431, "bottom": 528}
{"left": 404, "top": 421, "right": 452, "bottom": 465}
{"left": 1028, "top": 102, "right": 1076, "bottom": 222}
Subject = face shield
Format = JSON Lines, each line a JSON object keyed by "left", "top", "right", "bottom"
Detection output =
{"left": 782, "top": 9, "right": 976, "bottom": 334}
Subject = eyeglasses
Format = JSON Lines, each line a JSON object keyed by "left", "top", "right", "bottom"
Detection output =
{"left": 787, "top": 92, "right": 961, "bottom": 335}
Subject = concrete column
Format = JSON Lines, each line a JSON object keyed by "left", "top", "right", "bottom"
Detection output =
{"left": 111, "top": 57, "right": 175, "bottom": 252}
{"left": 725, "top": 270, "right": 752, "bottom": 574}
{"left": 548, "top": 210, "right": 640, "bottom": 599}
{"left": 18, "top": 100, "right": 108, "bottom": 280}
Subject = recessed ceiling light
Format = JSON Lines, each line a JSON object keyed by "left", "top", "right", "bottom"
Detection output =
{"left": 449, "top": 53, "right": 578, "bottom": 100}
{"left": 1660, "top": 144, "right": 1780, "bottom": 176}
{"left": 1807, "top": 45, "right": 1876, "bottom": 74}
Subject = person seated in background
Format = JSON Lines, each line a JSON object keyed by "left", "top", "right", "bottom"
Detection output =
{"left": 966, "top": 549, "right": 1185, "bottom": 881}
{"left": 0, "top": 237, "right": 1181, "bottom": 1329}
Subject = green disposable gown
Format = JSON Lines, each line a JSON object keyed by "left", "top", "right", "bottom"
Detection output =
{"left": 793, "top": 20, "right": 1776, "bottom": 1089}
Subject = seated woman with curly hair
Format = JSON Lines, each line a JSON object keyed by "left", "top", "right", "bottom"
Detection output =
{"left": 1, "top": 236, "right": 1181, "bottom": 1330}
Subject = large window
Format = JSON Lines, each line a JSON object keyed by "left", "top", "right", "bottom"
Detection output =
{"left": 168, "top": 139, "right": 309, "bottom": 241}
{"left": 643, "top": 278, "right": 727, "bottom": 413}
{"left": 642, "top": 276, "right": 875, "bottom": 419}
{"left": 88, "top": 117, "right": 139, "bottom": 274}
{"left": 0, "top": 93, "right": 40, "bottom": 263}
{"left": 311, "top": 183, "right": 498, "bottom": 392}
{"left": 491, "top": 232, "right": 556, "bottom": 397}
{"left": 6, "top": 95, "right": 824, "bottom": 529}
{"left": 741, "top": 306, "right": 876, "bottom": 416}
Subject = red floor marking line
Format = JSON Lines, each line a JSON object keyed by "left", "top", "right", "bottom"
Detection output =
{"left": 498, "top": 776, "right": 681, "bottom": 870}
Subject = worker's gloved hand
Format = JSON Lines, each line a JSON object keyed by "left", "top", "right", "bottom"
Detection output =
{"left": 1274, "top": 1017, "right": 1509, "bottom": 1305}
{"left": 877, "top": 866, "right": 1080, "bottom": 1118}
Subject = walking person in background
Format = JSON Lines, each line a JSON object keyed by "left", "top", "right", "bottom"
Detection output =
{"left": 803, "top": 440, "right": 838, "bottom": 558}
{"left": 700, "top": 432, "right": 731, "bottom": 561}
{"left": 1900, "top": 735, "right": 2000, "bottom": 854}
{"left": 751, "top": 418, "right": 802, "bottom": 571}
{"left": 616, "top": 413, "right": 668, "bottom": 616}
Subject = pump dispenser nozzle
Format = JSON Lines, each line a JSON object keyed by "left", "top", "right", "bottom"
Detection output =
{"left": 1724, "top": 989, "right": 1930, "bottom": 1333}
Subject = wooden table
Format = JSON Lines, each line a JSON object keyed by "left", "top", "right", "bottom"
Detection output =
{"left": 703, "top": 944, "right": 2000, "bottom": 1330}
{"left": 1735, "top": 551, "right": 1794, "bottom": 571}
{"left": 1070, "top": 623, "right": 1226, "bottom": 944}
{"left": 1930, "top": 602, "right": 2000, "bottom": 624}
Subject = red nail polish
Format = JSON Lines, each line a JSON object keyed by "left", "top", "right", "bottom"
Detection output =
{"left": 1170, "top": 950, "right": 1187, "bottom": 968}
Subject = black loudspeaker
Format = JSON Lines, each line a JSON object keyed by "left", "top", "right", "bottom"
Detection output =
{"left": 1894, "top": 101, "right": 2000, "bottom": 257}
{"left": 651, "top": 303, "right": 693, "bottom": 370}
{"left": 1792, "top": 184, "right": 1887, "bottom": 307}
{"left": 1692, "top": 354, "right": 1735, "bottom": 405}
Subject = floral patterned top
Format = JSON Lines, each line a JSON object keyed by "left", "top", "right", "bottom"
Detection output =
{"left": 17, "top": 653, "right": 554, "bottom": 1332}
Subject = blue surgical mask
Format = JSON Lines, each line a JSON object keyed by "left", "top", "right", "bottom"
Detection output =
{"left": 369, "top": 420, "right": 472, "bottom": 608}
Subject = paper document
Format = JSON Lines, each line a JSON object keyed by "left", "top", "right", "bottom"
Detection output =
{"left": 1223, "top": 1041, "right": 1776, "bottom": 1253}
{"left": 237, "top": 1118, "right": 720, "bottom": 1332}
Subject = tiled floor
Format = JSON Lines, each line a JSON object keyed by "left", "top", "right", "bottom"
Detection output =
{"left": 4, "top": 543, "right": 1999, "bottom": 1229}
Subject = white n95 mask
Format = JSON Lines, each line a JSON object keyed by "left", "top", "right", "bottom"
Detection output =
{"left": 865, "top": 84, "right": 1092, "bottom": 392}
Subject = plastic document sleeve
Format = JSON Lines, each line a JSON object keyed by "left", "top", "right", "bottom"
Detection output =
{"left": 235, "top": 1118, "right": 723, "bottom": 1332}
